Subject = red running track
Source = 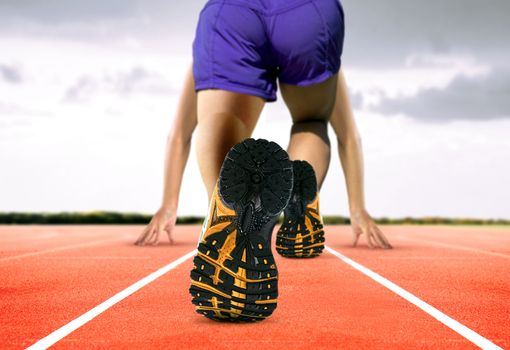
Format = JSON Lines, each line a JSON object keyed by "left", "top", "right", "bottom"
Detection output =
{"left": 0, "top": 225, "right": 508, "bottom": 349}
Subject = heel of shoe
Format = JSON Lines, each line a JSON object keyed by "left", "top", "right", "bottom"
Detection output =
{"left": 190, "top": 138, "right": 293, "bottom": 322}
{"left": 276, "top": 160, "right": 325, "bottom": 258}
{"left": 219, "top": 138, "right": 293, "bottom": 218}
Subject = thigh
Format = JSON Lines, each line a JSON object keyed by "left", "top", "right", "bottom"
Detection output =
{"left": 279, "top": 73, "right": 338, "bottom": 123}
{"left": 195, "top": 89, "right": 265, "bottom": 196}
{"left": 197, "top": 90, "right": 265, "bottom": 133}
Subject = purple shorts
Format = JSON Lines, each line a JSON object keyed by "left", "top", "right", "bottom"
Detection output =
{"left": 192, "top": 0, "right": 345, "bottom": 102}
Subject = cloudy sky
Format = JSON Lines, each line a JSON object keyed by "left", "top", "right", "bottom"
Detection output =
{"left": 0, "top": 0, "right": 509, "bottom": 219}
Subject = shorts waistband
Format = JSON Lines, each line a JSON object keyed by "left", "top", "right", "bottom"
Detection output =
{"left": 204, "top": 0, "right": 315, "bottom": 15}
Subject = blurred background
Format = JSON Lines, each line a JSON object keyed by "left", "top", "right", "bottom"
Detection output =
{"left": 0, "top": 0, "right": 509, "bottom": 220}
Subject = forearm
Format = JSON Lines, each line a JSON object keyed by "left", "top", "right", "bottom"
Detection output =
{"left": 330, "top": 70, "right": 366, "bottom": 214}
{"left": 160, "top": 64, "right": 198, "bottom": 211}
{"left": 160, "top": 136, "right": 192, "bottom": 211}
{"left": 329, "top": 72, "right": 391, "bottom": 248}
{"left": 337, "top": 134, "right": 365, "bottom": 214}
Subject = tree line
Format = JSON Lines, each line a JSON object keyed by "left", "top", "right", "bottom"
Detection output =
{"left": 0, "top": 212, "right": 508, "bottom": 225}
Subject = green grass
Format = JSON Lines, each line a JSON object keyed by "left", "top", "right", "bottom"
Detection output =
{"left": 0, "top": 212, "right": 201, "bottom": 225}
{"left": 0, "top": 212, "right": 508, "bottom": 226}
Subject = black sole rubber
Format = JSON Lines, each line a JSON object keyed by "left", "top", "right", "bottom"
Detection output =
{"left": 189, "top": 138, "right": 293, "bottom": 322}
{"left": 276, "top": 160, "right": 325, "bottom": 258}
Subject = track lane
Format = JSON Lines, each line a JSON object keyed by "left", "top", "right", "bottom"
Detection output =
{"left": 0, "top": 225, "right": 200, "bottom": 350}
{"left": 382, "top": 225, "right": 510, "bottom": 255}
{"left": 48, "top": 227, "right": 481, "bottom": 349}
{"left": 0, "top": 225, "right": 139, "bottom": 259}
{"left": 324, "top": 225, "right": 510, "bottom": 349}
{"left": 325, "top": 246, "right": 502, "bottom": 349}
{"left": 25, "top": 250, "right": 197, "bottom": 350}
{"left": 2, "top": 225, "right": 508, "bottom": 349}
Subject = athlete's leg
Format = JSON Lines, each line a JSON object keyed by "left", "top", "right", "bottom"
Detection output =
{"left": 280, "top": 73, "right": 338, "bottom": 189}
{"left": 195, "top": 90, "right": 265, "bottom": 201}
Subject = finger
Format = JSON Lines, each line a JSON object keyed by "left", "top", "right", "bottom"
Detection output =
{"left": 134, "top": 230, "right": 144, "bottom": 245}
{"left": 365, "top": 230, "right": 375, "bottom": 249}
{"left": 370, "top": 226, "right": 386, "bottom": 248}
{"left": 135, "top": 226, "right": 151, "bottom": 245}
{"left": 149, "top": 229, "right": 160, "bottom": 246}
{"left": 140, "top": 227, "right": 156, "bottom": 246}
{"left": 152, "top": 226, "right": 165, "bottom": 246}
{"left": 375, "top": 226, "right": 393, "bottom": 249}
{"left": 372, "top": 226, "right": 390, "bottom": 248}
{"left": 164, "top": 227, "right": 175, "bottom": 245}
{"left": 351, "top": 230, "right": 361, "bottom": 247}
{"left": 167, "top": 231, "right": 175, "bottom": 245}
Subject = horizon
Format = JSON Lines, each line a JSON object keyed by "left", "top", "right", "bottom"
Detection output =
{"left": 1, "top": 211, "right": 509, "bottom": 224}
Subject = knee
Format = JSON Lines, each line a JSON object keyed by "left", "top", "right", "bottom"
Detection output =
{"left": 290, "top": 119, "right": 330, "bottom": 144}
{"left": 291, "top": 118, "right": 329, "bottom": 132}
{"left": 290, "top": 97, "right": 333, "bottom": 127}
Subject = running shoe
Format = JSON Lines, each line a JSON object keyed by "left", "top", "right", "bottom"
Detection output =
{"left": 276, "top": 160, "right": 325, "bottom": 258}
{"left": 189, "top": 138, "right": 293, "bottom": 322}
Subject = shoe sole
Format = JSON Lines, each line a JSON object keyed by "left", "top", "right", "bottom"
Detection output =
{"left": 189, "top": 138, "right": 293, "bottom": 322}
{"left": 276, "top": 160, "right": 325, "bottom": 258}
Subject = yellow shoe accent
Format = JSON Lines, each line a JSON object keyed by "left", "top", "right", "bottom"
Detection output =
{"left": 276, "top": 160, "right": 325, "bottom": 258}
{"left": 189, "top": 138, "right": 293, "bottom": 322}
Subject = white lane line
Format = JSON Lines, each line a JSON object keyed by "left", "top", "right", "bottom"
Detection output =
{"left": 378, "top": 256, "right": 481, "bottom": 260}
{"left": 471, "top": 234, "right": 510, "bottom": 242}
{"left": 38, "top": 256, "right": 151, "bottom": 260}
{"left": 0, "top": 235, "right": 132, "bottom": 262}
{"left": 325, "top": 246, "right": 503, "bottom": 350}
{"left": 1, "top": 233, "right": 60, "bottom": 243}
{"left": 396, "top": 235, "right": 510, "bottom": 260}
{"left": 25, "top": 249, "right": 197, "bottom": 350}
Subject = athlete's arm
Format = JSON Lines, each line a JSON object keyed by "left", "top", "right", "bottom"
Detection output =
{"left": 135, "top": 64, "right": 198, "bottom": 246}
{"left": 329, "top": 69, "right": 392, "bottom": 249}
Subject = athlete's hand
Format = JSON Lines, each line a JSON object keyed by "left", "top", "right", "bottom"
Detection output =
{"left": 135, "top": 207, "right": 176, "bottom": 246}
{"left": 350, "top": 209, "right": 392, "bottom": 249}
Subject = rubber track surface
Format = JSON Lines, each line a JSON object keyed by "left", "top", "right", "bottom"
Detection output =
{"left": 1, "top": 225, "right": 508, "bottom": 349}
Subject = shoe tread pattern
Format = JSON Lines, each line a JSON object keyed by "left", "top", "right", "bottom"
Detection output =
{"left": 276, "top": 160, "right": 325, "bottom": 258}
{"left": 190, "top": 138, "right": 293, "bottom": 322}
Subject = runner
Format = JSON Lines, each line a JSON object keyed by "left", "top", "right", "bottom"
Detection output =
{"left": 136, "top": 0, "right": 392, "bottom": 321}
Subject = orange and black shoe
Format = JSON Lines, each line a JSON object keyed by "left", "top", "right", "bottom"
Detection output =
{"left": 189, "top": 138, "right": 293, "bottom": 322}
{"left": 276, "top": 160, "right": 325, "bottom": 258}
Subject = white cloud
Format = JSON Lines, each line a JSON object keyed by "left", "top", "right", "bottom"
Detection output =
{"left": 0, "top": 63, "right": 22, "bottom": 83}
{"left": 342, "top": 55, "right": 488, "bottom": 109}
{"left": 0, "top": 37, "right": 191, "bottom": 128}
{"left": 374, "top": 67, "right": 510, "bottom": 121}
{"left": 341, "top": 0, "right": 510, "bottom": 67}
{"left": 63, "top": 66, "right": 180, "bottom": 103}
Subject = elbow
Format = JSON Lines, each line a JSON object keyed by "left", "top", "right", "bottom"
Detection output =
{"left": 167, "top": 130, "right": 192, "bottom": 148}
{"left": 337, "top": 130, "right": 362, "bottom": 149}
